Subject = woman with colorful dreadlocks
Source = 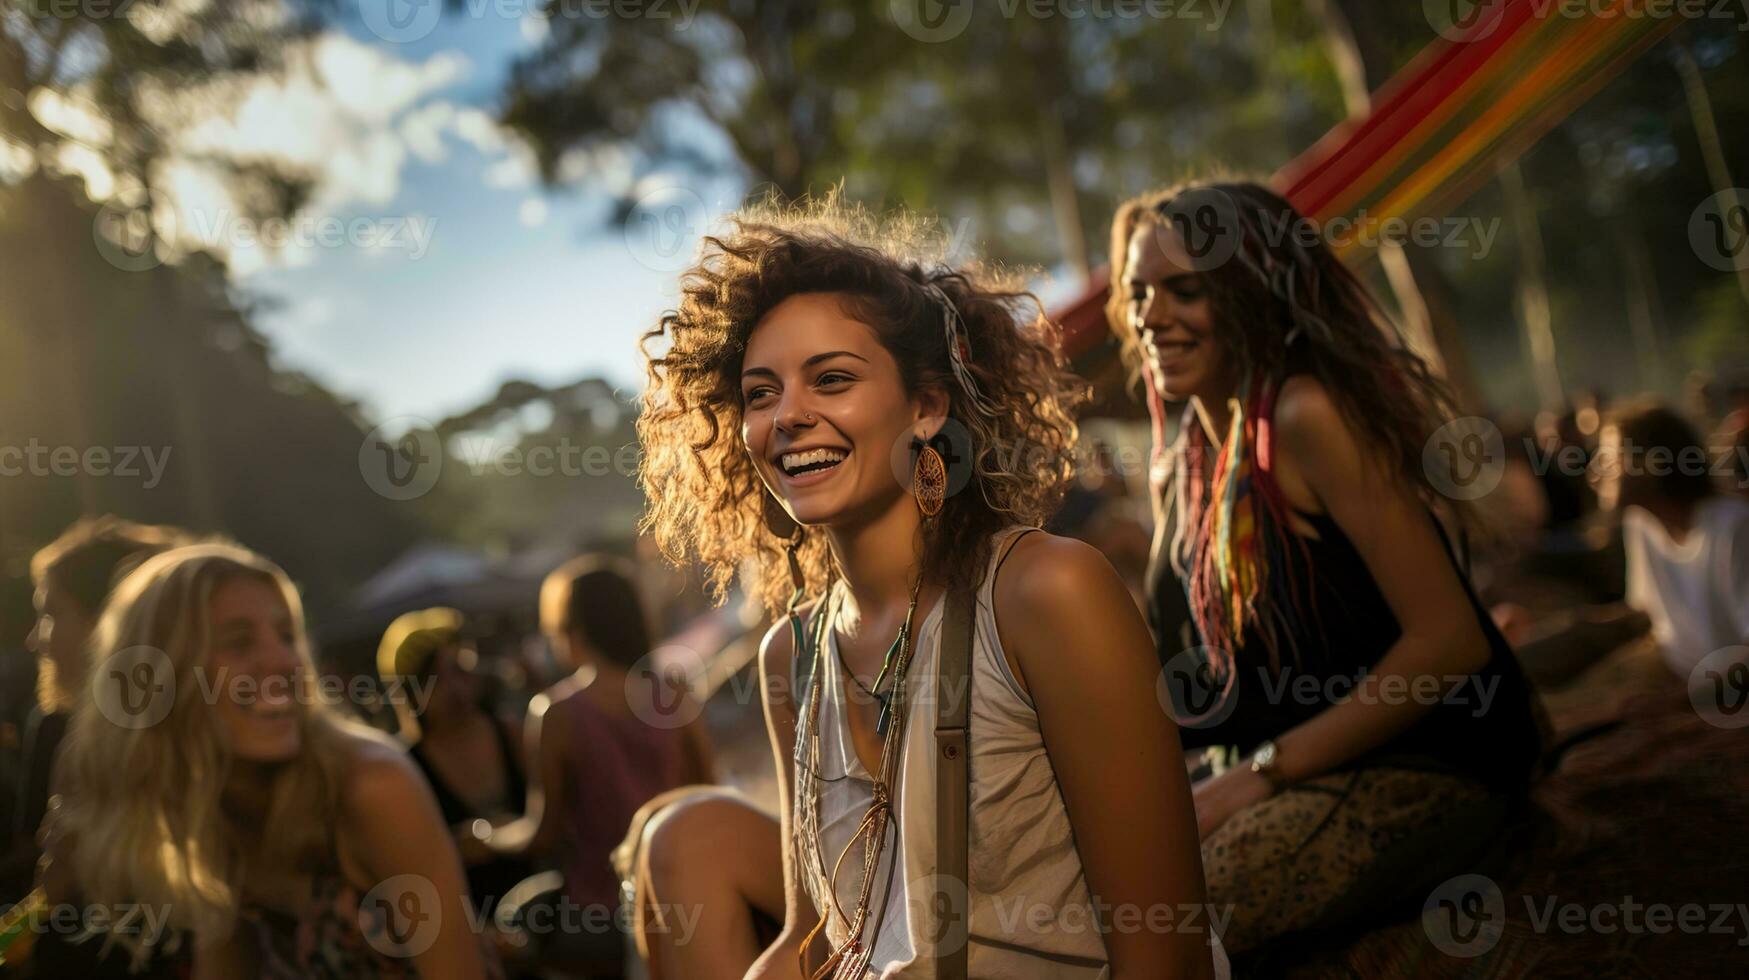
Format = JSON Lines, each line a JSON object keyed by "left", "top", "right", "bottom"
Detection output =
{"left": 1109, "top": 180, "right": 1545, "bottom": 959}
{"left": 638, "top": 196, "right": 1226, "bottom": 979}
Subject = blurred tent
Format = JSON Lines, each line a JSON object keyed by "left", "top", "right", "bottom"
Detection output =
{"left": 1062, "top": 0, "right": 1690, "bottom": 437}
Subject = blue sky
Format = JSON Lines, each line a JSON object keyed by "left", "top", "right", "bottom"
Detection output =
{"left": 226, "top": 8, "right": 740, "bottom": 425}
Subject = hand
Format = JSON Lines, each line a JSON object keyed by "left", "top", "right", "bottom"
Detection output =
{"left": 1191, "top": 764, "right": 1273, "bottom": 841}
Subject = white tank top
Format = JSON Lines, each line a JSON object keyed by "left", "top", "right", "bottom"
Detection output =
{"left": 794, "top": 527, "right": 1228, "bottom": 978}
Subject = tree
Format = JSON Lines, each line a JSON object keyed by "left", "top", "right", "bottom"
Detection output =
{"left": 499, "top": 1, "right": 1346, "bottom": 271}
{"left": 0, "top": 2, "right": 433, "bottom": 619}
{"left": 0, "top": 174, "right": 427, "bottom": 618}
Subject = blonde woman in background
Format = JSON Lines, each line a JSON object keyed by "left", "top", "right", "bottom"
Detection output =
{"left": 47, "top": 543, "right": 497, "bottom": 979}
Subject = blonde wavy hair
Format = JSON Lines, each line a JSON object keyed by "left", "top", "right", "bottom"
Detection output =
{"left": 54, "top": 544, "right": 347, "bottom": 968}
{"left": 638, "top": 196, "right": 1087, "bottom": 615}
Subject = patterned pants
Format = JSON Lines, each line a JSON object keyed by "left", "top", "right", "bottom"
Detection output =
{"left": 1200, "top": 765, "right": 1510, "bottom": 956}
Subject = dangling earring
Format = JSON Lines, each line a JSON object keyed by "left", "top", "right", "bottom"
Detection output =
{"left": 912, "top": 437, "right": 946, "bottom": 518}
{"left": 759, "top": 487, "right": 808, "bottom": 609}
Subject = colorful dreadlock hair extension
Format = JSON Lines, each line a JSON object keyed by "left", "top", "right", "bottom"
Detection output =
{"left": 1173, "top": 372, "right": 1317, "bottom": 676}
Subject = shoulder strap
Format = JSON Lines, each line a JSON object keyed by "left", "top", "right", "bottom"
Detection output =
{"left": 934, "top": 583, "right": 975, "bottom": 980}
{"left": 932, "top": 527, "right": 1039, "bottom": 976}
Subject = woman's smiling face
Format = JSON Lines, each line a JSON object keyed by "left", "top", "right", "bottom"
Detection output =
{"left": 1123, "top": 218, "right": 1231, "bottom": 403}
{"left": 740, "top": 292, "right": 946, "bottom": 528}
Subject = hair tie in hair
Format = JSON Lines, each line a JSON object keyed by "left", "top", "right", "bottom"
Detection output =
{"left": 921, "top": 279, "right": 1004, "bottom": 420}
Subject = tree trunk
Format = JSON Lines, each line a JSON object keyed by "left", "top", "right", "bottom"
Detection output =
{"left": 1311, "top": 0, "right": 1484, "bottom": 409}
{"left": 1038, "top": 100, "right": 1090, "bottom": 284}
{"left": 1674, "top": 40, "right": 1749, "bottom": 313}
{"left": 1613, "top": 213, "right": 1669, "bottom": 394}
{"left": 1500, "top": 161, "right": 1564, "bottom": 410}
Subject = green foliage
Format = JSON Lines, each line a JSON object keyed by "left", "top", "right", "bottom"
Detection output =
{"left": 499, "top": 0, "right": 1347, "bottom": 267}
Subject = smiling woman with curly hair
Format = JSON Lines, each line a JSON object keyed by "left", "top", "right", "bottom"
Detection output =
{"left": 638, "top": 200, "right": 1083, "bottom": 617}
{"left": 635, "top": 197, "right": 1224, "bottom": 980}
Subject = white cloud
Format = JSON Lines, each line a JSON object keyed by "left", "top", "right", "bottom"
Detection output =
{"left": 400, "top": 102, "right": 458, "bottom": 165}
{"left": 309, "top": 37, "right": 468, "bottom": 125}
{"left": 452, "top": 108, "right": 508, "bottom": 155}
{"left": 520, "top": 10, "right": 551, "bottom": 46}
{"left": 173, "top": 33, "right": 465, "bottom": 213}
{"left": 36, "top": 28, "right": 546, "bottom": 278}
{"left": 483, "top": 144, "right": 539, "bottom": 190}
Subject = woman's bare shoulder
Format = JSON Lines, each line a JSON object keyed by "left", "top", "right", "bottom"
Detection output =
{"left": 992, "top": 532, "right": 1133, "bottom": 641}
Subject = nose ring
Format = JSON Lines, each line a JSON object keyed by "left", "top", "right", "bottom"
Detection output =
{"left": 804, "top": 413, "right": 815, "bottom": 422}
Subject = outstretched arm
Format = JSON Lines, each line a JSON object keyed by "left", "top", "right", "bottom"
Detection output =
{"left": 473, "top": 692, "right": 568, "bottom": 860}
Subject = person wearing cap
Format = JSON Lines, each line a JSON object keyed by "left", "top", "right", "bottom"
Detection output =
{"left": 379, "top": 607, "right": 532, "bottom": 913}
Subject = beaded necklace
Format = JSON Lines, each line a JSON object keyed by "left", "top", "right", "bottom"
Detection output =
{"left": 794, "top": 574, "right": 925, "bottom": 980}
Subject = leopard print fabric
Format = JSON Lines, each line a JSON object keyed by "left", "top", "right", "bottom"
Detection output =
{"left": 1201, "top": 766, "right": 1503, "bottom": 955}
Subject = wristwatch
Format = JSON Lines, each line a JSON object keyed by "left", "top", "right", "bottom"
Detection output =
{"left": 1250, "top": 740, "right": 1288, "bottom": 793}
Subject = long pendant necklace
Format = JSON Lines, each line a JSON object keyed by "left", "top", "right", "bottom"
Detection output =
{"left": 836, "top": 592, "right": 918, "bottom": 736}
{"left": 798, "top": 573, "right": 926, "bottom": 980}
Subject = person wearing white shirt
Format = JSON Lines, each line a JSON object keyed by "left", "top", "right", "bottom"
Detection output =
{"left": 1590, "top": 401, "right": 1749, "bottom": 677}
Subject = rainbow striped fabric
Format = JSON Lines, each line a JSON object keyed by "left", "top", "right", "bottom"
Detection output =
{"left": 1277, "top": 0, "right": 1685, "bottom": 260}
{"left": 1057, "top": 0, "right": 1686, "bottom": 363}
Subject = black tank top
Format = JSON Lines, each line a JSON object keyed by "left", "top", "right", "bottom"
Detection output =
{"left": 1148, "top": 495, "right": 1543, "bottom": 793}
{"left": 409, "top": 718, "right": 532, "bottom": 906}
{"left": 410, "top": 717, "right": 527, "bottom": 826}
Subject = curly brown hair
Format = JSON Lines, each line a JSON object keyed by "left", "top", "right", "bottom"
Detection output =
{"left": 638, "top": 196, "right": 1087, "bottom": 616}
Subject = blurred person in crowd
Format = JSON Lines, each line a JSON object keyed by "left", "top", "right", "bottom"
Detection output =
{"left": 1110, "top": 181, "right": 1545, "bottom": 960}
{"left": 1489, "top": 422, "right": 1554, "bottom": 551}
{"left": 471, "top": 555, "right": 712, "bottom": 978}
{"left": 637, "top": 199, "right": 1222, "bottom": 980}
{"left": 1533, "top": 405, "right": 1597, "bottom": 534}
{"left": 2, "top": 517, "right": 188, "bottom": 979}
{"left": 379, "top": 608, "right": 532, "bottom": 915}
{"left": 1589, "top": 400, "right": 1749, "bottom": 678}
{"left": 9, "top": 518, "right": 185, "bottom": 876}
{"left": 1050, "top": 441, "right": 1154, "bottom": 603}
{"left": 46, "top": 543, "right": 498, "bottom": 979}
{"left": 1, "top": 572, "right": 39, "bottom": 845}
